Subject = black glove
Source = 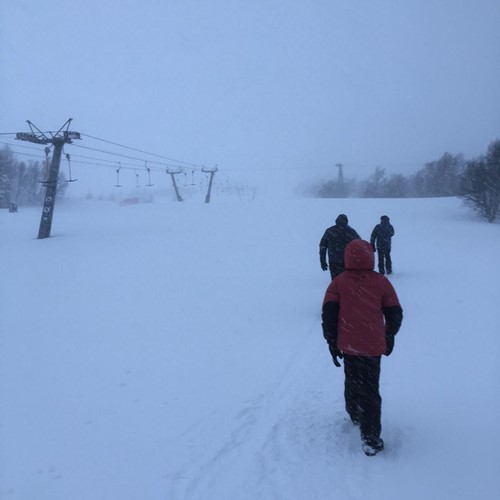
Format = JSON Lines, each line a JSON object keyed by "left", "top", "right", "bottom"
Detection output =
{"left": 328, "top": 343, "right": 343, "bottom": 367}
{"left": 385, "top": 333, "right": 395, "bottom": 356}
{"left": 372, "top": 245, "right": 376, "bottom": 252}
{"left": 321, "top": 261, "right": 328, "bottom": 271}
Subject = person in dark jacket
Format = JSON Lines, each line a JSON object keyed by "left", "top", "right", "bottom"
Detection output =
{"left": 319, "top": 214, "right": 360, "bottom": 280}
{"left": 370, "top": 215, "right": 395, "bottom": 275}
{"left": 322, "top": 239, "right": 403, "bottom": 456}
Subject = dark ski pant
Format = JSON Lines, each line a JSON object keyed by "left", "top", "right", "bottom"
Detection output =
{"left": 377, "top": 248, "right": 392, "bottom": 274}
{"left": 329, "top": 260, "right": 344, "bottom": 280}
{"left": 343, "top": 355, "right": 382, "bottom": 443}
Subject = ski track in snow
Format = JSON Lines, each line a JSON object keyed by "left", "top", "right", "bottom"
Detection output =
{"left": 167, "top": 315, "right": 399, "bottom": 500}
{"left": 167, "top": 318, "right": 326, "bottom": 500}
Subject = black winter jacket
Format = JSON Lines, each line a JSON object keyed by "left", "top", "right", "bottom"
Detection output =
{"left": 319, "top": 223, "right": 360, "bottom": 267}
{"left": 370, "top": 221, "right": 394, "bottom": 251}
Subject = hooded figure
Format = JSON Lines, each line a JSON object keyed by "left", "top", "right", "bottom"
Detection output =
{"left": 319, "top": 214, "right": 360, "bottom": 280}
{"left": 322, "top": 239, "right": 403, "bottom": 456}
{"left": 370, "top": 215, "right": 395, "bottom": 274}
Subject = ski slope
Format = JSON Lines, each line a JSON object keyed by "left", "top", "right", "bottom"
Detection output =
{"left": 1, "top": 192, "right": 499, "bottom": 500}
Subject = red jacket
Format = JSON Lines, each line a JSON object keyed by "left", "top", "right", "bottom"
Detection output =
{"left": 322, "top": 239, "right": 402, "bottom": 356}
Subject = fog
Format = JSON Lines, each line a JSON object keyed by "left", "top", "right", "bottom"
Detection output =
{"left": 1, "top": 0, "right": 499, "bottom": 194}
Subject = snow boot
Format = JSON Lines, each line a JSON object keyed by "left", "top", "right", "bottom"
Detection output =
{"left": 362, "top": 437, "right": 384, "bottom": 456}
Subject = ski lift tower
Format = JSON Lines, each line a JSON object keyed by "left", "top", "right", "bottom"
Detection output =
{"left": 166, "top": 168, "right": 184, "bottom": 202}
{"left": 16, "top": 119, "right": 81, "bottom": 239}
{"left": 335, "top": 163, "right": 344, "bottom": 185}
{"left": 202, "top": 166, "right": 218, "bottom": 204}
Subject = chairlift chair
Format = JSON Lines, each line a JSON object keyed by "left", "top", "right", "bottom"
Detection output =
{"left": 65, "top": 153, "right": 77, "bottom": 182}
{"left": 146, "top": 167, "right": 154, "bottom": 187}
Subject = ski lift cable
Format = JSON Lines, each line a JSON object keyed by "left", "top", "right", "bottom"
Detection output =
{"left": 0, "top": 139, "right": 146, "bottom": 169}
{"left": 60, "top": 150, "right": 165, "bottom": 171}
{"left": 70, "top": 143, "right": 184, "bottom": 170}
{"left": 68, "top": 158, "right": 166, "bottom": 171}
{"left": 1, "top": 139, "right": 178, "bottom": 174}
{"left": 2, "top": 133, "right": 197, "bottom": 171}
{"left": 64, "top": 152, "right": 151, "bottom": 170}
{"left": 2, "top": 132, "right": 212, "bottom": 173}
{"left": 0, "top": 149, "right": 46, "bottom": 161}
{"left": 1, "top": 137, "right": 171, "bottom": 169}
{"left": 71, "top": 143, "right": 156, "bottom": 163}
{"left": 0, "top": 141, "right": 56, "bottom": 163}
{"left": 4, "top": 140, "right": 220, "bottom": 181}
{"left": 80, "top": 133, "right": 201, "bottom": 168}
{"left": 0, "top": 142, "right": 208, "bottom": 179}
{"left": 0, "top": 139, "right": 46, "bottom": 152}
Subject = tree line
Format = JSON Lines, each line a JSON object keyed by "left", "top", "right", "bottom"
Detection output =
{"left": 0, "top": 145, "right": 68, "bottom": 209}
{"left": 314, "top": 139, "right": 500, "bottom": 222}
{"left": 3, "top": 139, "right": 499, "bottom": 222}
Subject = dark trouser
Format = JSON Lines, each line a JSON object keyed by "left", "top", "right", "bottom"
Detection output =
{"left": 343, "top": 355, "right": 382, "bottom": 443}
{"left": 377, "top": 249, "right": 392, "bottom": 274}
{"left": 329, "top": 260, "right": 344, "bottom": 280}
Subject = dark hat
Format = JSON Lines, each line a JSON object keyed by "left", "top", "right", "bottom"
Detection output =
{"left": 336, "top": 214, "right": 348, "bottom": 225}
{"left": 380, "top": 215, "right": 390, "bottom": 222}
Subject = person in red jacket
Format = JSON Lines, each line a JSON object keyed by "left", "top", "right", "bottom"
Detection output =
{"left": 322, "top": 239, "right": 403, "bottom": 456}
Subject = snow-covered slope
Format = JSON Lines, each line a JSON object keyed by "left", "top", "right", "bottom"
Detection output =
{"left": 1, "top": 194, "right": 499, "bottom": 500}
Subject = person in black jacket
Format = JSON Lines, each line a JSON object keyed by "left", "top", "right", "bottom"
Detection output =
{"left": 370, "top": 215, "right": 395, "bottom": 275}
{"left": 319, "top": 214, "right": 360, "bottom": 280}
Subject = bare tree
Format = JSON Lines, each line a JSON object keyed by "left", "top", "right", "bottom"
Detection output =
{"left": 410, "top": 153, "right": 464, "bottom": 197}
{"left": 363, "top": 166, "right": 386, "bottom": 197}
{"left": 460, "top": 139, "right": 500, "bottom": 222}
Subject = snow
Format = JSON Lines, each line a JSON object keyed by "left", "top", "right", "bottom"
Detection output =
{"left": 1, "top": 191, "right": 499, "bottom": 500}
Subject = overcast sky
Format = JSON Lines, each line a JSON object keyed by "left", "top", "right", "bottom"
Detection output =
{"left": 1, "top": 0, "right": 499, "bottom": 189}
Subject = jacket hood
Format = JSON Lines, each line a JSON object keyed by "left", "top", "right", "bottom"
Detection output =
{"left": 335, "top": 214, "right": 348, "bottom": 227}
{"left": 345, "top": 239, "right": 374, "bottom": 271}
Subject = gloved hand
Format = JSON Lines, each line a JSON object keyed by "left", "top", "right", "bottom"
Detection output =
{"left": 385, "top": 333, "right": 395, "bottom": 356}
{"left": 372, "top": 245, "right": 376, "bottom": 252}
{"left": 328, "top": 343, "right": 343, "bottom": 367}
{"left": 321, "top": 261, "right": 328, "bottom": 271}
